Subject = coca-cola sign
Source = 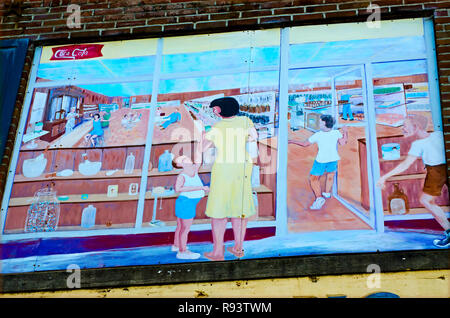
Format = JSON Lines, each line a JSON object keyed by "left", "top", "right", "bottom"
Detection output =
{"left": 50, "top": 44, "right": 104, "bottom": 61}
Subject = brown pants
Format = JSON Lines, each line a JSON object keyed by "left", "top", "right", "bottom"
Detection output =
{"left": 423, "top": 164, "right": 448, "bottom": 196}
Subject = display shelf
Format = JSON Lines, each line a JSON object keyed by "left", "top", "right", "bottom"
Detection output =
{"left": 13, "top": 169, "right": 144, "bottom": 183}
{"left": 386, "top": 173, "right": 426, "bottom": 182}
{"left": 9, "top": 185, "right": 273, "bottom": 207}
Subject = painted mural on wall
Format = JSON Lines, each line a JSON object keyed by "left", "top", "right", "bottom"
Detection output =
{"left": 1, "top": 18, "right": 448, "bottom": 274}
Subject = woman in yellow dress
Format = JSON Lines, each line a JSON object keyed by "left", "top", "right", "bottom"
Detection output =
{"left": 201, "top": 97, "right": 258, "bottom": 261}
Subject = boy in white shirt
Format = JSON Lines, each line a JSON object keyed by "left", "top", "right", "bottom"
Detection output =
{"left": 289, "top": 114, "right": 348, "bottom": 210}
{"left": 377, "top": 114, "right": 449, "bottom": 248}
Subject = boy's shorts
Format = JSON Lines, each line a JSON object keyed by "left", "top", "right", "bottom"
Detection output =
{"left": 175, "top": 196, "right": 202, "bottom": 219}
{"left": 310, "top": 160, "right": 338, "bottom": 176}
{"left": 423, "top": 164, "right": 447, "bottom": 196}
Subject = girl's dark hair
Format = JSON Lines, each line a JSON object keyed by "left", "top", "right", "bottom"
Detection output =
{"left": 210, "top": 97, "right": 239, "bottom": 118}
{"left": 320, "top": 114, "right": 335, "bottom": 128}
{"left": 93, "top": 113, "right": 101, "bottom": 119}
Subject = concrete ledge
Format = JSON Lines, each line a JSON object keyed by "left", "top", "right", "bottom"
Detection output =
{"left": 1, "top": 249, "right": 448, "bottom": 293}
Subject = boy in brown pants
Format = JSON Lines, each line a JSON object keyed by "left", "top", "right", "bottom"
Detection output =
{"left": 377, "top": 114, "right": 449, "bottom": 248}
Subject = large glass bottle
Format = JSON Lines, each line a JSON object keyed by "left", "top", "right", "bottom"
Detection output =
{"left": 388, "top": 183, "right": 409, "bottom": 215}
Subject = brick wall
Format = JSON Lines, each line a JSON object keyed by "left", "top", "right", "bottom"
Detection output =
{"left": 0, "top": 0, "right": 449, "bottom": 198}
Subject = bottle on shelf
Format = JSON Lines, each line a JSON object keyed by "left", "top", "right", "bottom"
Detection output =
{"left": 158, "top": 150, "right": 174, "bottom": 172}
{"left": 388, "top": 183, "right": 409, "bottom": 215}
{"left": 81, "top": 204, "right": 97, "bottom": 228}
{"left": 124, "top": 152, "right": 135, "bottom": 174}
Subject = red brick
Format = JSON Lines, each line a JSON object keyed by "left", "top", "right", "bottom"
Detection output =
{"left": 69, "top": 30, "right": 101, "bottom": 38}
{"left": 305, "top": 4, "right": 338, "bottom": 13}
{"left": 227, "top": 17, "right": 258, "bottom": 27}
{"left": 195, "top": 20, "right": 227, "bottom": 30}
{"left": 325, "top": 10, "right": 357, "bottom": 19}
{"left": 292, "top": 12, "right": 323, "bottom": 22}
{"left": 259, "top": 15, "right": 292, "bottom": 24}
{"left": 240, "top": 10, "right": 273, "bottom": 19}
{"left": 209, "top": 12, "right": 240, "bottom": 20}
{"left": 132, "top": 25, "right": 163, "bottom": 34}
{"left": 273, "top": 7, "right": 306, "bottom": 15}
{"left": 292, "top": 0, "right": 325, "bottom": 5}
{"left": 163, "top": 22, "right": 194, "bottom": 32}
{"left": 101, "top": 28, "right": 132, "bottom": 37}
{"left": 339, "top": 2, "right": 371, "bottom": 10}
{"left": 116, "top": 20, "right": 148, "bottom": 28}
{"left": 32, "top": 13, "right": 63, "bottom": 21}
{"left": 178, "top": 14, "right": 209, "bottom": 23}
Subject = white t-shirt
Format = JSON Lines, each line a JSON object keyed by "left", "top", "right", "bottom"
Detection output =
{"left": 308, "top": 129, "right": 343, "bottom": 163}
{"left": 408, "top": 131, "right": 446, "bottom": 166}
{"left": 179, "top": 173, "right": 205, "bottom": 199}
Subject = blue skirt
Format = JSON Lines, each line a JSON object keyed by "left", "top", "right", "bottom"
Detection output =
{"left": 175, "top": 196, "right": 202, "bottom": 219}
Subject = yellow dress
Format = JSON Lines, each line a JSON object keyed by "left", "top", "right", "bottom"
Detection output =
{"left": 204, "top": 116, "right": 256, "bottom": 219}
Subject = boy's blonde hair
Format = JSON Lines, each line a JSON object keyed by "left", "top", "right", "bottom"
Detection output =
{"left": 406, "top": 114, "right": 428, "bottom": 131}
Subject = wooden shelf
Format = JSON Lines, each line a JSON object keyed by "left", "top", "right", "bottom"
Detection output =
{"left": 378, "top": 156, "right": 407, "bottom": 163}
{"left": 13, "top": 169, "right": 144, "bottom": 183}
{"left": 386, "top": 173, "right": 426, "bottom": 182}
{"left": 13, "top": 165, "right": 215, "bottom": 183}
{"left": 8, "top": 185, "right": 273, "bottom": 207}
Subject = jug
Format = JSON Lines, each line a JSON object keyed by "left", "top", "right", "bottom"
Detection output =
{"left": 81, "top": 204, "right": 97, "bottom": 228}
{"left": 25, "top": 187, "right": 60, "bottom": 232}
{"left": 388, "top": 183, "right": 409, "bottom": 215}
{"left": 124, "top": 152, "right": 135, "bottom": 174}
{"left": 158, "top": 150, "right": 174, "bottom": 172}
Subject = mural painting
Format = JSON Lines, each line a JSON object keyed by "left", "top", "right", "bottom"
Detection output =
{"left": 1, "top": 18, "right": 448, "bottom": 275}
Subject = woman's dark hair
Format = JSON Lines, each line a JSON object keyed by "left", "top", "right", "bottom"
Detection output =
{"left": 320, "top": 114, "right": 335, "bottom": 128}
{"left": 210, "top": 97, "right": 239, "bottom": 118}
{"left": 93, "top": 113, "right": 101, "bottom": 119}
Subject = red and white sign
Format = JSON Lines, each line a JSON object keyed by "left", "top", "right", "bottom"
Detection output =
{"left": 50, "top": 44, "right": 104, "bottom": 61}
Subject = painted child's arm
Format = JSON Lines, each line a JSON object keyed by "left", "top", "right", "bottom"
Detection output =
{"left": 201, "top": 131, "right": 214, "bottom": 152}
{"left": 338, "top": 126, "right": 348, "bottom": 145}
{"left": 376, "top": 155, "right": 418, "bottom": 189}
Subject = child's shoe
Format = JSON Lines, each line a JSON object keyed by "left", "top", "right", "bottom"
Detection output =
{"left": 433, "top": 230, "right": 450, "bottom": 248}
{"left": 171, "top": 245, "right": 179, "bottom": 252}
{"left": 310, "top": 197, "right": 326, "bottom": 210}
{"left": 322, "top": 192, "right": 331, "bottom": 199}
{"left": 176, "top": 250, "right": 201, "bottom": 260}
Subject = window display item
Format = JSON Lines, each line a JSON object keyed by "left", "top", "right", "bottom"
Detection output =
{"left": 381, "top": 143, "right": 401, "bottom": 161}
{"left": 158, "top": 150, "right": 174, "bottom": 172}
{"left": 25, "top": 187, "right": 60, "bottom": 232}
{"left": 56, "top": 169, "right": 73, "bottom": 177}
{"left": 107, "top": 185, "right": 118, "bottom": 197}
{"left": 128, "top": 183, "right": 139, "bottom": 195}
{"left": 124, "top": 152, "right": 135, "bottom": 174}
{"left": 149, "top": 186, "right": 166, "bottom": 226}
{"left": 388, "top": 183, "right": 409, "bottom": 215}
{"left": 78, "top": 153, "right": 101, "bottom": 176}
{"left": 81, "top": 204, "right": 97, "bottom": 228}
{"left": 34, "top": 122, "right": 43, "bottom": 133}
{"left": 22, "top": 154, "right": 47, "bottom": 178}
